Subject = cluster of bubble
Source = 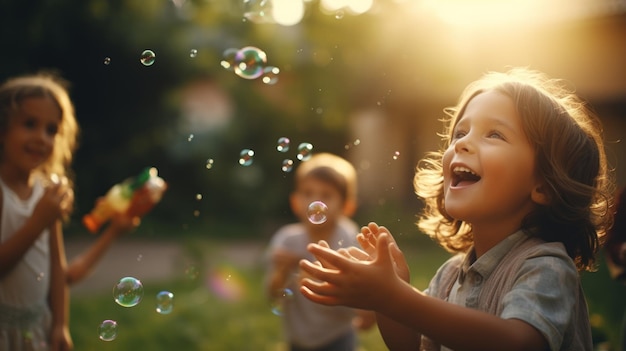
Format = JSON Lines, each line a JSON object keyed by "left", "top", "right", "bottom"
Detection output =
{"left": 99, "top": 277, "right": 174, "bottom": 341}
{"left": 220, "top": 46, "right": 280, "bottom": 84}
{"left": 235, "top": 138, "right": 313, "bottom": 172}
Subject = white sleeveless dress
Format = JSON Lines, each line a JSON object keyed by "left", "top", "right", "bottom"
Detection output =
{"left": 0, "top": 177, "right": 52, "bottom": 351}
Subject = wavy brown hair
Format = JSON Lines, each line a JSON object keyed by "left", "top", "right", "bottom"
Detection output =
{"left": 414, "top": 68, "right": 614, "bottom": 271}
{"left": 0, "top": 73, "right": 79, "bottom": 190}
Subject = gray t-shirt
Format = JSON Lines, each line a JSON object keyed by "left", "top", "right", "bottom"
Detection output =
{"left": 266, "top": 217, "right": 359, "bottom": 348}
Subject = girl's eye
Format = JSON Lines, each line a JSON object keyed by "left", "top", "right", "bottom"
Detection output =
{"left": 23, "top": 119, "right": 36, "bottom": 129}
{"left": 452, "top": 130, "right": 466, "bottom": 139}
{"left": 488, "top": 131, "right": 505, "bottom": 140}
{"left": 46, "top": 124, "right": 59, "bottom": 136}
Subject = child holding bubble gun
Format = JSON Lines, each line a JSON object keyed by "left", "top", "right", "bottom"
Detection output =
{"left": 82, "top": 167, "right": 167, "bottom": 234}
{"left": 67, "top": 167, "right": 166, "bottom": 285}
{"left": 298, "top": 68, "right": 613, "bottom": 351}
{"left": 265, "top": 153, "right": 375, "bottom": 351}
{"left": 0, "top": 73, "right": 144, "bottom": 351}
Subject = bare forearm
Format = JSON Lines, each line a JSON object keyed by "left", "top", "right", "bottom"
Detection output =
{"left": 379, "top": 281, "right": 546, "bottom": 351}
{"left": 66, "top": 228, "right": 117, "bottom": 285}
{"left": 376, "top": 312, "right": 420, "bottom": 351}
{"left": 49, "top": 222, "right": 69, "bottom": 326}
{"left": 0, "top": 220, "right": 48, "bottom": 277}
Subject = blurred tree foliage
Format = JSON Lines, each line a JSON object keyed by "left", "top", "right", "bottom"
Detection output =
{"left": 0, "top": 0, "right": 397, "bottom": 238}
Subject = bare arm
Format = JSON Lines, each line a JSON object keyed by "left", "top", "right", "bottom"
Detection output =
{"left": 66, "top": 214, "right": 138, "bottom": 285}
{"left": 266, "top": 248, "right": 299, "bottom": 299}
{"left": 0, "top": 184, "right": 69, "bottom": 278}
{"left": 48, "top": 221, "right": 73, "bottom": 351}
{"left": 299, "top": 233, "right": 547, "bottom": 351}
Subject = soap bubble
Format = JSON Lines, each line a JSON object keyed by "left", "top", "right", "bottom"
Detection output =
{"left": 392, "top": 151, "right": 400, "bottom": 160}
{"left": 281, "top": 159, "right": 294, "bottom": 172}
{"left": 276, "top": 137, "right": 290, "bottom": 152}
{"left": 239, "top": 149, "right": 255, "bottom": 166}
{"left": 261, "top": 66, "right": 280, "bottom": 85}
{"left": 103, "top": 57, "right": 111, "bottom": 65}
{"left": 155, "top": 291, "right": 174, "bottom": 314}
{"left": 270, "top": 288, "right": 294, "bottom": 316}
{"left": 98, "top": 320, "right": 118, "bottom": 341}
{"left": 140, "top": 50, "right": 156, "bottom": 66}
{"left": 243, "top": 0, "right": 274, "bottom": 23}
{"left": 296, "top": 143, "right": 313, "bottom": 161}
{"left": 205, "top": 158, "right": 214, "bottom": 170}
{"left": 307, "top": 201, "right": 328, "bottom": 224}
{"left": 220, "top": 48, "right": 239, "bottom": 71}
{"left": 234, "top": 46, "right": 267, "bottom": 80}
{"left": 113, "top": 277, "right": 144, "bottom": 307}
{"left": 189, "top": 49, "right": 198, "bottom": 58}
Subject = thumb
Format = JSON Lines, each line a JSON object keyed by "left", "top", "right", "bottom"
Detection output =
{"left": 375, "top": 233, "right": 392, "bottom": 265}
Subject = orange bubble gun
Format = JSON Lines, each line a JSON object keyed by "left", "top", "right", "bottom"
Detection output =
{"left": 82, "top": 167, "right": 167, "bottom": 233}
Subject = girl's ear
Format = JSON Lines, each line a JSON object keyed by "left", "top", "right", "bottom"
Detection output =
{"left": 531, "top": 182, "right": 551, "bottom": 206}
{"left": 342, "top": 199, "right": 357, "bottom": 217}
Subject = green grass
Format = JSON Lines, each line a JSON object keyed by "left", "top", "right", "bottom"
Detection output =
{"left": 69, "top": 236, "right": 625, "bottom": 350}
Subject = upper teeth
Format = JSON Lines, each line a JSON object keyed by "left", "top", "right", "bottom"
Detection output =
{"left": 453, "top": 166, "right": 477, "bottom": 176}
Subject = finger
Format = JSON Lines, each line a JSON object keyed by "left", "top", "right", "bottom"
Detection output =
{"left": 299, "top": 259, "right": 345, "bottom": 286}
{"left": 317, "top": 240, "right": 331, "bottom": 249}
{"left": 367, "top": 222, "right": 380, "bottom": 233}
{"left": 375, "top": 233, "right": 393, "bottom": 265}
{"left": 299, "top": 285, "right": 340, "bottom": 306}
{"left": 346, "top": 246, "right": 370, "bottom": 261}
{"left": 306, "top": 243, "right": 353, "bottom": 271}
{"left": 389, "top": 242, "right": 407, "bottom": 269}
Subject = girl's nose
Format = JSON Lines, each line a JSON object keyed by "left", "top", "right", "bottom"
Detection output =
{"left": 454, "top": 134, "right": 474, "bottom": 154}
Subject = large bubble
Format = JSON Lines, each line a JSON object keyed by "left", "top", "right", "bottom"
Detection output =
{"left": 113, "top": 277, "right": 144, "bottom": 307}
{"left": 307, "top": 201, "right": 328, "bottom": 224}
{"left": 233, "top": 46, "right": 267, "bottom": 80}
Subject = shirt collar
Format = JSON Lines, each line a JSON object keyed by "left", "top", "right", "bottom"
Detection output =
{"left": 458, "top": 230, "right": 530, "bottom": 283}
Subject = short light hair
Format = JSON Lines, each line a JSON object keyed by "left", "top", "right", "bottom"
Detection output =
{"left": 295, "top": 152, "right": 357, "bottom": 205}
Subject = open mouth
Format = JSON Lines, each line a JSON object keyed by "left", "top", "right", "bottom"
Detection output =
{"left": 452, "top": 166, "right": 481, "bottom": 187}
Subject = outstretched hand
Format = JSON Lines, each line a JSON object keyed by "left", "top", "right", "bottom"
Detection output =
{"left": 358, "top": 222, "right": 410, "bottom": 282}
{"left": 299, "top": 231, "right": 404, "bottom": 311}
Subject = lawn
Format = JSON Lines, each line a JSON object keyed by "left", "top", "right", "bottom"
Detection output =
{"left": 69, "top": 234, "right": 626, "bottom": 350}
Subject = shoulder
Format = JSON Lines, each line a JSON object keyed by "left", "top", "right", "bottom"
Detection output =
{"left": 269, "top": 223, "right": 306, "bottom": 246}
{"left": 425, "top": 253, "right": 464, "bottom": 298}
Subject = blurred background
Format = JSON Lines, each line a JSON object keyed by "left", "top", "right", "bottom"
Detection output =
{"left": 1, "top": 0, "right": 625, "bottom": 349}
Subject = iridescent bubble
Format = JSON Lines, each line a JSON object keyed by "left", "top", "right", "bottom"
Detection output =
{"left": 276, "top": 137, "right": 290, "bottom": 152}
{"left": 307, "top": 201, "right": 328, "bottom": 224}
{"left": 189, "top": 49, "right": 198, "bottom": 58}
{"left": 205, "top": 158, "right": 214, "bottom": 170}
{"left": 270, "top": 288, "right": 294, "bottom": 316}
{"left": 239, "top": 149, "right": 255, "bottom": 166}
{"left": 103, "top": 57, "right": 111, "bottom": 65}
{"left": 281, "top": 159, "right": 294, "bottom": 172}
{"left": 296, "top": 143, "right": 313, "bottom": 161}
{"left": 261, "top": 66, "right": 280, "bottom": 85}
{"left": 98, "top": 320, "right": 118, "bottom": 341}
{"left": 113, "top": 277, "right": 144, "bottom": 307}
{"left": 234, "top": 46, "right": 267, "bottom": 80}
{"left": 220, "top": 48, "right": 239, "bottom": 71}
{"left": 155, "top": 291, "right": 174, "bottom": 314}
{"left": 243, "top": 0, "right": 273, "bottom": 23}
{"left": 140, "top": 50, "right": 156, "bottom": 66}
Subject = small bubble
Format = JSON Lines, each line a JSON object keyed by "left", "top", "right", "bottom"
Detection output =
{"left": 188, "top": 134, "right": 194, "bottom": 142}
{"left": 195, "top": 194, "right": 203, "bottom": 201}
{"left": 193, "top": 210, "right": 200, "bottom": 217}
{"left": 155, "top": 291, "right": 174, "bottom": 315}
{"left": 103, "top": 57, "right": 111, "bottom": 65}
{"left": 189, "top": 49, "right": 198, "bottom": 58}
{"left": 270, "top": 288, "right": 294, "bottom": 316}
{"left": 261, "top": 66, "right": 280, "bottom": 85}
{"left": 137, "top": 254, "right": 143, "bottom": 262}
{"left": 185, "top": 265, "right": 199, "bottom": 280}
{"left": 276, "top": 137, "right": 290, "bottom": 152}
{"left": 98, "top": 320, "right": 118, "bottom": 341}
{"left": 239, "top": 149, "right": 255, "bottom": 166}
{"left": 335, "top": 11, "right": 344, "bottom": 19}
{"left": 281, "top": 159, "right": 294, "bottom": 172}
{"left": 307, "top": 201, "right": 328, "bottom": 224}
{"left": 220, "top": 48, "right": 239, "bottom": 71}
{"left": 296, "top": 143, "right": 313, "bottom": 161}
{"left": 140, "top": 49, "right": 156, "bottom": 66}
{"left": 353, "top": 139, "right": 361, "bottom": 146}
{"left": 36, "top": 272, "right": 44, "bottom": 281}
{"left": 392, "top": 151, "right": 400, "bottom": 160}
{"left": 113, "top": 277, "right": 144, "bottom": 307}
{"left": 205, "top": 158, "right": 215, "bottom": 170}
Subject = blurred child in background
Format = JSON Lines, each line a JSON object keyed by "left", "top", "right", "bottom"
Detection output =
{"left": 265, "top": 152, "right": 375, "bottom": 351}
